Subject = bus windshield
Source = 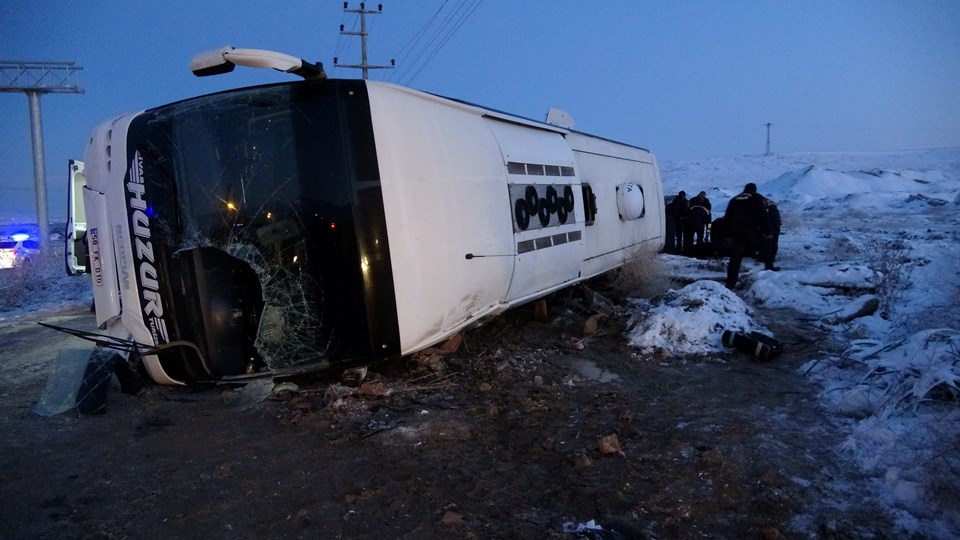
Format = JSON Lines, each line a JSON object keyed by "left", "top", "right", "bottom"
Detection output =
{"left": 126, "top": 79, "right": 381, "bottom": 378}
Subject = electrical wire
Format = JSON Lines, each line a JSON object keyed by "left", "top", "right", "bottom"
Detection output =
{"left": 386, "top": 1, "right": 448, "bottom": 83}
{"left": 393, "top": 0, "right": 484, "bottom": 87}
{"left": 403, "top": 0, "right": 482, "bottom": 86}
{"left": 399, "top": 0, "right": 473, "bottom": 86}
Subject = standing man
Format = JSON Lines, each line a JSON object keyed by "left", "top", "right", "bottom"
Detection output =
{"left": 687, "top": 191, "right": 713, "bottom": 249}
{"left": 664, "top": 191, "right": 688, "bottom": 254}
{"left": 723, "top": 183, "right": 772, "bottom": 288}
{"left": 663, "top": 196, "right": 677, "bottom": 253}
{"left": 763, "top": 197, "right": 781, "bottom": 271}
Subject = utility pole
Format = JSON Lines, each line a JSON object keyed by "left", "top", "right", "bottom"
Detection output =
{"left": 764, "top": 122, "right": 772, "bottom": 155}
{"left": 334, "top": 2, "right": 394, "bottom": 79}
{"left": 0, "top": 61, "right": 83, "bottom": 253}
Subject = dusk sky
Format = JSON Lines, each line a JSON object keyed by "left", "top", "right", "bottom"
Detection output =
{"left": 2, "top": 0, "right": 959, "bottom": 222}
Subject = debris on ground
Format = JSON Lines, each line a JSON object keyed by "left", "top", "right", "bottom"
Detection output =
{"left": 340, "top": 366, "right": 368, "bottom": 387}
{"left": 597, "top": 434, "right": 623, "bottom": 455}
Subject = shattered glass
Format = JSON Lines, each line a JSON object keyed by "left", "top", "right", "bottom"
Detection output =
{"left": 137, "top": 82, "right": 357, "bottom": 372}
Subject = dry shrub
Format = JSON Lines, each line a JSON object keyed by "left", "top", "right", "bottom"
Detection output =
{"left": 612, "top": 254, "right": 673, "bottom": 299}
{"left": 866, "top": 234, "right": 915, "bottom": 319}
{"left": 0, "top": 253, "right": 66, "bottom": 311}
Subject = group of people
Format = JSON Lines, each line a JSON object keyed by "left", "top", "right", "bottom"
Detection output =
{"left": 663, "top": 184, "right": 782, "bottom": 288}
{"left": 664, "top": 190, "right": 714, "bottom": 255}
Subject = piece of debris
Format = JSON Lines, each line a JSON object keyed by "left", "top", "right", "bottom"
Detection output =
{"left": 597, "top": 434, "right": 622, "bottom": 455}
{"left": 357, "top": 381, "right": 390, "bottom": 397}
{"left": 583, "top": 285, "right": 619, "bottom": 317}
{"left": 721, "top": 329, "right": 783, "bottom": 361}
{"left": 618, "top": 410, "right": 633, "bottom": 423}
{"left": 323, "top": 383, "right": 355, "bottom": 405}
{"left": 822, "top": 294, "right": 880, "bottom": 325}
{"left": 419, "top": 333, "right": 464, "bottom": 356}
{"left": 226, "top": 379, "right": 275, "bottom": 411}
{"left": 562, "top": 519, "right": 604, "bottom": 534}
{"left": 534, "top": 299, "right": 549, "bottom": 319}
{"left": 412, "top": 353, "right": 446, "bottom": 373}
{"left": 33, "top": 348, "right": 124, "bottom": 417}
{"left": 341, "top": 366, "right": 368, "bottom": 387}
{"left": 583, "top": 313, "right": 604, "bottom": 336}
{"left": 568, "top": 338, "right": 585, "bottom": 350}
{"left": 476, "top": 382, "right": 492, "bottom": 393}
{"left": 438, "top": 333, "right": 463, "bottom": 353}
{"left": 271, "top": 382, "right": 300, "bottom": 400}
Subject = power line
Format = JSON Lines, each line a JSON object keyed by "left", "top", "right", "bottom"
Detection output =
{"left": 396, "top": 0, "right": 483, "bottom": 87}
{"left": 396, "top": 0, "right": 465, "bottom": 85}
{"left": 385, "top": 1, "right": 448, "bottom": 83}
{"left": 407, "top": 0, "right": 482, "bottom": 85}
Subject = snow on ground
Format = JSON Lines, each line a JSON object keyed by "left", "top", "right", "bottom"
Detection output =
{"left": 2, "top": 147, "right": 958, "bottom": 536}
{"left": 0, "top": 253, "right": 92, "bottom": 323}
{"left": 636, "top": 147, "right": 960, "bottom": 537}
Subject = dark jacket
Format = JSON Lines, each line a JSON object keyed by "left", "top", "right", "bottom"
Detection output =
{"left": 665, "top": 194, "right": 689, "bottom": 219}
{"left": 724, "top": 191, "right": 771, "bottom": 238}
{"left": 764, "top": 199, "right": 781, "bottom": 232}
{"left": 690, "top": 194, "right": 712, "bottom": 215}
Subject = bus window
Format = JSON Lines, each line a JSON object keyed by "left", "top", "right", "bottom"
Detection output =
{"left": 582, "top": 184, "right": 597, "bottom": 225}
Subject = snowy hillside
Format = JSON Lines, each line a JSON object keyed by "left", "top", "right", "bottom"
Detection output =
{"left": 641, "top": 147, "right": 960, "bottom": 537}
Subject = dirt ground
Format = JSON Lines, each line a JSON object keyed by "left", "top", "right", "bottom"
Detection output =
{"left": 0, "top": 285, "right": 900, "bottom": 539}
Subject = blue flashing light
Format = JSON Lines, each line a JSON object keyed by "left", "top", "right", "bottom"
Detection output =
{"left": 11, "top": 233, "right": 30, "bottom": 242}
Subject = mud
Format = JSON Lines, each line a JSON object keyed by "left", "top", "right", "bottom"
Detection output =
{"left": 0, "top": 294, "right": 898, "bottom": 539}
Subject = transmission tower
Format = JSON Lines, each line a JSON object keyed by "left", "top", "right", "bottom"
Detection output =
{"left": 0, "top": 61, "right": 83, "bottom": 252}
{"left": 765, "top": 122, "right": 773, "bottom": 155}
{"left": 334, "top": 2, "right": 394, "bottom": 79}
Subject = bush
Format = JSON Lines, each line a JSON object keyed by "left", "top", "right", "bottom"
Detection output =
{"left": 866, "top": 234, "right": 915, "bottom": 319}
{"left": 0, "top": 252, "right": 91, "bottom": 314}
{"left": 612, "top": 254, "right": 673, "bottom": 299}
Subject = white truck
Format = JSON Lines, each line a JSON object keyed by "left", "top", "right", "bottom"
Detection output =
{"left": 65, "top": 48, "right": 664, "bottom": 385}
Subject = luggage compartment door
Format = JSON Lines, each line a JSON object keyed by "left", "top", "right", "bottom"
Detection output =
{"left": 484, "top": 118, "right": 585, "bottom": 303}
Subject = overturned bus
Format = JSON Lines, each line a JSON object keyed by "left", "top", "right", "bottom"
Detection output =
{"left": 64, "top": 48, "right": 664, "bottom": 385}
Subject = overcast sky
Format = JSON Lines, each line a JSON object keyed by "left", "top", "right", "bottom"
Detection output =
{"left": 2, "top": 0, "right": 959, "bottom": 222}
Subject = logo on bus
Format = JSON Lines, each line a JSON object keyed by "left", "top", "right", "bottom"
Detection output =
{"left": 126, "top": 150, "right": 170, "bottom": 345}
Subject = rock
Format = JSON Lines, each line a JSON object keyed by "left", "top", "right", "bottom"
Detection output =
{"left": 597, "top": 434, "right": 622, "bottom": 455}
{"left": 440, "top": 510, "right": 464, "bottom": 525}
{"left": 758, "top": 525, "right": 783, "bottom": 539}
